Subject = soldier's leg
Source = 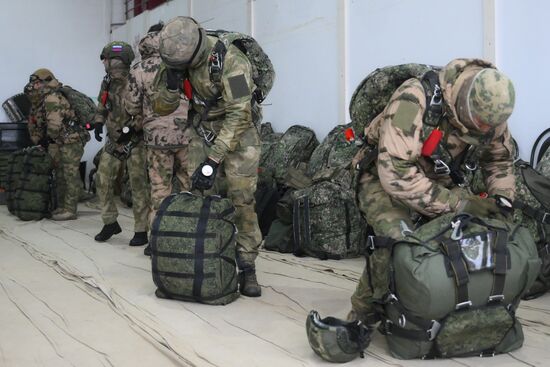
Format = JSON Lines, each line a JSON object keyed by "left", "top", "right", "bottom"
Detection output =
{"left": 223, "top": 127, "right": 262, "bottom": 296}
{"left": 95, "top": 151, "right": 123, "bottom": 241}
{"left": 59, "top": 142, "right": 84, "bottom": 215}
{"left": 174, "top": 146, "right": 190, "bottom": 192}
{"left": 350, "top": 169, "right": 412, "bottom": 323}
{"left": 47, "top": 144, "right": 64, "bottom": 212}
{"left": 127, "top": 144, "right": 150, "bottom": 233}
{"left": 146, "top": 148, "right": 174, "bottom": 226}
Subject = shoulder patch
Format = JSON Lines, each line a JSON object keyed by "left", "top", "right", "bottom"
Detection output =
{"left": 391, "top": 100, "right": 420, "bottom": 137}
{"left": 228, "top": 74, "right": 249, "bottom": 99}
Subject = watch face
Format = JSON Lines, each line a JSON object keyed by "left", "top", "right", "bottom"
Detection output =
{"left": 201, "top": 164, "right": 214, "bottom": 177}
{"left": 122, "top": 126, "right": 130, "bottom": 134}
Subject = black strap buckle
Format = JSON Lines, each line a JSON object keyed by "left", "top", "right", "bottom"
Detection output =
{"left": 488, "top": 294, "right": 505, "bottom": 304}
{"left": 455, "top": 300, "right": 473, "bottom": 310}
{"left": 427, "top": 320, "right": 441, "bottom": 341}
{"left": 430, "top": 84, "right": 442, "bottom": 107}
{"left": 433, "top": 159, "right": 451, "bottom": 175}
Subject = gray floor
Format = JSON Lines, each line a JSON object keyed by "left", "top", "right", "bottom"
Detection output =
{"left": 0, "top": 202, "right": 548, "bottom": 367}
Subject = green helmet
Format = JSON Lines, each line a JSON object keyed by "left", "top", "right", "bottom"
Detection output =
{"left": 306, "top": 310, "right": 371, "bottom": 363}
{"left": 159, "top": 16, "right": 207, "bottom": 70}
{"left": 100, "top": 41, "right": 135, "bottom": 66}
{"left": 456, "top": 68, "right": 515, "bottom": 130}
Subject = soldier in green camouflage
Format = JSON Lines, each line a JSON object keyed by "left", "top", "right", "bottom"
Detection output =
{"left": 124, "top": 23, "right": 191, "bottom": 256}
{"left": 93, "top": 41, "right": 151, "bottom": 246}
{"left": 349, "top": 59, "right": 517, "bottom": 324}
{"left": 27, "top": 68, "right": 90, "bottom": 220}
{"left": 538, "top": 148, "right": 550, "bottom": 177}
{"left": 152, "top": 16, "right": 263, "bottom": 297}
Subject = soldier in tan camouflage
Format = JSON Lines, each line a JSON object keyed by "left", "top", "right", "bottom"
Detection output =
{"left": 27, "top": 68, "right": 90, "bottom": 221}
{"left": 152, "top": 16, "right": 263, "bottom": 297}
{"left": 349, "top": 59, "right": 517, "bottom": 324}
{"left": 93, "top": 42, "right": 151, "bottom": 246}
{"left": 125, "top": 24, "right": 191, "bottom": 256}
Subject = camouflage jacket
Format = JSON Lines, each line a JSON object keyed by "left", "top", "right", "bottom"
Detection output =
{"left": 152, "top": 36, "right": 255, "bottom": 162}
{"left": 95, "top": 70, "right": 141, "bottom": 151}
{"left": 35, "top": 85, "right": 89, "bottom": 145}
{"left": 363, "top": 59, "right": 515, "bottom": 218}
{"left": 125, "top": 32, "right": 189, "bottom": 148}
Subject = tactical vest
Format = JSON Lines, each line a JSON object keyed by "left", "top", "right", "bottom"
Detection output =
{"left": 379, "top": 213, "right": 540, "bottom": 359}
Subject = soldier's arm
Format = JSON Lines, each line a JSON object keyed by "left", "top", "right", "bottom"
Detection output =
{"left": 95, "top": 82, "right": 108, "bottom": 125}
{"left": 377, "top": 80, "right": 462, "bottom": 217}
{"left": 208, "top": 47, "right": 254, "bottom": 163}
{"left": 480, "top": 123, "right": 516, "bottom": 200}
{"left": 125, "top": 68, "right": 143, "bottom": 117}
{"left": 44, "top": 93, "right": 71, "bottom": 140}
{"left": 151, "top": 64, "right": 181, "bottom": 116}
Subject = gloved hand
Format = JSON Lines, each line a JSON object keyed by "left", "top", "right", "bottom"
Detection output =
{"left": 191, "top": 158, "right": 219, "bottom": 191}
{"left": 493, "top": 195, "right": 514, "bottom": 219}
{"left": 37, "top": 137, "right": 50, "bottom": 149}
{"left": 166, "top": 68, "right": 181, "bottom": 91}
{"left": 457, "top": 195, "right": 501, "bottom": 218}
{"left": 94, "top": 123, "right": 104, "bottom": 142}
{"left": 116, "top": 126, "right": 136, "bottom": 144}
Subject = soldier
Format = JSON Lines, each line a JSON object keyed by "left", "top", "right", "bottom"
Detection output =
{"left": 349, "top": 59, "right": 516, "bottom": 324}
{"left": 26, "top": 69, "right": 90, "bottom": 220}
{"left": 93, "top": 41, "right": 151, "bottom": 246}
{"left": 151, "top": 16, "right": 263, "bottom": 297}
{"left": 125, "top": 23, "right": 191, "bottom": 256}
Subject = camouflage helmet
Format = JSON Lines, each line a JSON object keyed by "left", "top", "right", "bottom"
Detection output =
{"left": 456, "top": 68, "right": 515, "bottom": 130}
{"left": 306, "top": 310, "right": 371, "bottom": 363}
{"left": 30, "top": 68, "right": 55, "bottom": 82}
{"left": 159, "top": 16, "right": 207, "bottom": 70}
{"left": 100, "top": 41, "right": 135, "bottom": 66}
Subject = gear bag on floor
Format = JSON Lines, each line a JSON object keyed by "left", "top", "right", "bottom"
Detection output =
{"left": 6, "top": 146, "right": 55, "bottom": 220}
{"left": 150, "top": 192, "right": 239, "bottom": 305}
{"left": 377, "top": 213, "right": 540, "bottom": 359}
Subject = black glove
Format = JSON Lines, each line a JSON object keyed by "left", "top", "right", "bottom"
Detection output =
{"left": 458, "top": 195, "right": 501, "bottom": 218}
{"left": 37, "top": 137, "right": 50, "bottom": 149}
{"left": 191, "top": 158, "right": 219, "bottom": 191}
{"left": 94, "top": 123, "right": 104, "bottom": 142}
{"left": 166, "top": 68, "right": 181, "bottom": 91}
{"left": 117, "top": 126, "right": 136, "bottom": 144}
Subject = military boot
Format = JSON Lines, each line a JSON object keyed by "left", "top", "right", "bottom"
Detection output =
{"left": 143, "top": 245, "right": 152, "bottom": 256}
{"left": 238, "top": 268, "right": 261, "bottom": 297}
{"left": 51, "top": 210, "right": 77, "bottom": 221}
{"left": 94, "top": 221, "right": 122, "bottom": 242}
{"left": 129, "top": 232, "right": 148, "bottom": 246}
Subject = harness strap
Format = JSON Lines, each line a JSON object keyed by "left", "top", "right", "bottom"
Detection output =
{"left": 488, "top": 230, "right": 508, "bottom": 303}
{"left": 441, "top": 239, "right": 471, "bottom": 308}
{"left": 192, "top": 196, "right": 213, "bottom": 298}
{"left": 513, "top": 199, "right": 550, "bottom": 225}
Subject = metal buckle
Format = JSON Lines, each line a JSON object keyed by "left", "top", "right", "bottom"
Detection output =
{"left": 122, "top": 144, "right": 131, "bottom": 155}
{"left": 465, "top": 160, "right": 478, "bottom": 171}
{"left": 450, "top": 219, "right": 463, "bottom": 240}
{"left": 367, "top": 235, "right": 376, "bottom": 252}
{"left": 385, "top": 293, "right": 398, "bottom": 304}
{"left": 488, "top": 294, "right": 505, "bottom": 303}
{"left": 398, "top": 314, "right": 407, "bottom": 328}
{"left": 430, "top": 84, "right": 442, "bottom": 107}
{"left": 542, "top": 212, "right": 550, "bottom": 225}
{"left": 433, "top": 159, "right": 451, "bottom": 175}
{"left": 209, "top": 52, "right": 222, "bottom": 73}
{"left": 427, "top": 320, "right": 441, "bottom": 341}
{"left": 455, "top": 300, "right": 473, "bottom": 310}
{"left": 480, "top": 351, "right": 496, "bottom": 358}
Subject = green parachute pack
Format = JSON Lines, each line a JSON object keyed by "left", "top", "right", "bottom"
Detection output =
{"left": 379, "top": 213, "right": 540, "bottom": 359}
{"left": 6, "top": 147, "right": 55, "bottom": 220}
{"left": 57, "top": 85, "right": 97, "bottom": 130}
{"left": 151, "top": 192, "right": 240, "bottom": 305}
{"left": 349, "top": 63, "right": 440, "bottom": 139}
{"left": 206, "top": 29, "right": 275, "bottom": 103}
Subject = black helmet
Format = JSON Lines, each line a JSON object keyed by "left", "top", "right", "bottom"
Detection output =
{"left": 306, "top": 310, "right": 372, "bottom": 363}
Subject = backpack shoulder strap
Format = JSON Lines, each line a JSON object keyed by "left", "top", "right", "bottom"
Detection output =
{"left": 420, "top": 70, "right": 443, "bottom": 126}
{"left": 208, "top": 40, "right": 227, "bottom": 85}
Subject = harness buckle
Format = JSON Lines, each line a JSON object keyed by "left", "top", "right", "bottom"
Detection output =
{"left": 427, "top": 320, "right": 441, "bottom": 341}
{"left": 542, "top": 212, "right": 550, "bottom": 225}
{"left": 488, "top": 294, "right": 505, "bottom": 303}
{"left": 455, "top": 300, "right": 473, "bottom": 310}
{"left": 433, "top": 159, "right": 451, "bottom": 175}
{"left": 367, "top": 235, "right": 376, "bottom": 252}
{"left": 450, "top": 219, "right": 463, "bottom": 240}
{"left": 430, "top": 84, "right": 442, "bottom": 107}
{"left": 209, "top": 52, "right": 222, "bottom": 74}
{"left": 385, "top": 293, "right": 398, "bottom": 304}
{"left": 398, "top": 314, "right": 407, "bottom": 328}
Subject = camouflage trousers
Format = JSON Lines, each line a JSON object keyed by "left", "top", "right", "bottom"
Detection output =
{"left": 96, "top": 143, "right": 150, "bottom": 232}
{"left": 48, "top": 142, "right": 84, "bottom": 214}
{"left": 147, "top": 146, "right": 190, "bottom": 225}
{"left": 351, "top": 168, "right": 413, "bottom": 321}
{"left": 188, "top": 124, "right": 262, "bottom": 267}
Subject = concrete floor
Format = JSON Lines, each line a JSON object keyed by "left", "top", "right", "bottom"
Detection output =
{"left": 0, "top": 202, "right": 548, "bottom": 367}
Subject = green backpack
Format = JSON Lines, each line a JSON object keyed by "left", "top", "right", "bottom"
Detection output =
{"left": 260, "top": 125, "right": 318, "bottom": 185}
{"left": 291, "top": 180, "right": 367, "bottom": 259}
{"left": 206, "top": 30, "right": 275, "bottom": 103}
{"left": 380, "top": 213, "right": 540, "bottom": 359}
{"left": 349, "top": 64, "right": 440, "bottom": 140}
{"left": 150, "top": 192, "right": 239, "bottom": 305}
{"left": 58, "top": 85, "right": 97, "bottom": 130}
{"left": 537, "top": 144, "right": 550, "bottom": 177}
{"left": 6, "top": 147, "right": 55, "bottom": 220}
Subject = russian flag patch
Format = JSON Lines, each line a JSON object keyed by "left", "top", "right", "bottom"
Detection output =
{"left": 112, "top": 45, "right": 123, "bottom": 52}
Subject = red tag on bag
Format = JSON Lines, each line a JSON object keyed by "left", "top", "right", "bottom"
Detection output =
{"left": 421, "top": 128, "right": 442, "bottom": 157}
{"left": 183, "top": 79, "right": 193, "bottom": 100}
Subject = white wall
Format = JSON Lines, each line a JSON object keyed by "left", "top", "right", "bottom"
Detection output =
{"left": 110, "top": 0, "right": 546, "bottom": 160}
{"left": 0, "top": 0, "right": 111, "bottom": 167}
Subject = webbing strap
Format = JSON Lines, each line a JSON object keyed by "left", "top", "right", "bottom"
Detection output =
{"left": 442, "top": 239, "right": 470, "bottom": 307}
{"left": 192, "top": 196, "right": 213, "bottom": 298}
{"left": 514, "top": 199, "right": 550, "bottom": 225}
{"left": 489, "top": 230, "right": 508, "bottom": 303}
{"left": 157, "top": 207, "right": 235, "bottom": 220}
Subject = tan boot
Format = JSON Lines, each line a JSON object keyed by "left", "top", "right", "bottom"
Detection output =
{"left": 51, "top": 210, "right": 77, "bottom": 221}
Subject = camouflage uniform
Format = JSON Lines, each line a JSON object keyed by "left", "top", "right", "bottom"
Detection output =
{"left": 350, "top": 59, "right": 516, "bottom": 321}
{"left": 95, "top": 64, "right": 150, "bottom": 232}
{"left": 538, "top": 148, "right": 550, "bottom": 177}
{"left": 153, "top": 32, "right": 262, "bottom": 268}
{"left": 30, "top": 72, "right": 89, "bottom": 216}
{"left": 125, "top": 31, "right": 190, "bottom": 223}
